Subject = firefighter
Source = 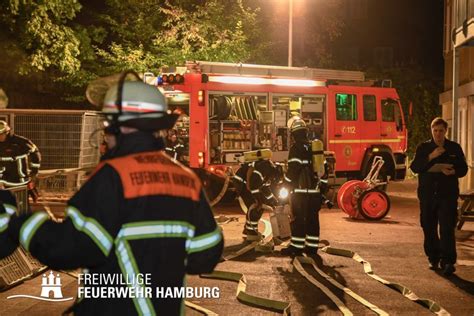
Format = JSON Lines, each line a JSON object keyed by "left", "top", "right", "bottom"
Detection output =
{"left": 246, "top": 158, "right": 280, "bottom": 239}
{"left": 164, "top": 129, "right": 185, "bottom": 162}
{"left": 282, "top": 119, "right": 325, "bottom": 257}
{"left": 230, "top": 160, "right": 258, "bottom": 239}
{"left": 0, "top": 76, "right": 223, "bottom": 315}
{"left": 0, "top": 120, "right": 41, "bottom": 201}
{"left": 410, "top": 117, "right": 467, "bottom": 275}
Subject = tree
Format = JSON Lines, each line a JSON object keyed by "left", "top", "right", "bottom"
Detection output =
{"left": 367, "top": 65, "right": 442, "bottom": 155}
{"left": 0, "top": 0, "right": 261, "bottom": 106}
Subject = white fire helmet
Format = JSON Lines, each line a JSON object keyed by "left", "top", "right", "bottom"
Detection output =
{"left": 102, "top": 81, "right": 177, "bottom": 131}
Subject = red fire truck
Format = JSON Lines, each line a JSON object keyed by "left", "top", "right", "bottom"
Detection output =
{"left": 147, "top": 61, "right": 407, "bottom": 202}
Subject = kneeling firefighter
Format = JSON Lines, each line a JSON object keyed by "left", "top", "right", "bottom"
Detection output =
{"left": 243, "top": 150, "right": 279, "bottom": 240}
{"left": 0, "top": 73, "right": 223, "bottom": 315}
{"left": 282, "top": 119, "right": 327, "bottom": 257}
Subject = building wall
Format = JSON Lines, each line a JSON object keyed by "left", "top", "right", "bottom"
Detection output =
{"left": 441, "top": 0, "right": 474, "bottom": 193}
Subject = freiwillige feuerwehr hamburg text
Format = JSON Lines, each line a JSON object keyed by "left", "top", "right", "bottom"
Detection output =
{"left": 77, "top": 273, "right": 220, "bottom": 299}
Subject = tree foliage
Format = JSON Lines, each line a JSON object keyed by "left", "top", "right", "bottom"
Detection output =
{"left": 367, "top": 65, "right": 442, "bottom": 155}
{"left": 1, "top": 0, "right": 82, "bottom": 74}
{"left": 0, "top": 0, "right": 260, "bottom": 104}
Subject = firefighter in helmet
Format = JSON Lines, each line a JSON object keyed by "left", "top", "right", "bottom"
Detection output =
{"left": 0, "top": 120, "right": 41, "bottom": 201}
{"left": 231, "top": 160, "right": 258, "bottom": 238}
{"left": 164, "top": 129, "right": 185, "bottom": 162}
{"left": 0, "top": 74, "right": 223, "bottom": 315}
{"left": 245, "top": 158, "right": 279, "bottom": 239}
{"left": 281, "top": 119, "right": 326, "bottom": 257}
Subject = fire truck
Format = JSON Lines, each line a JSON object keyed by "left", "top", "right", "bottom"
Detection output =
{"left": 146, "top": 61, "right": 407, "bottom": 203}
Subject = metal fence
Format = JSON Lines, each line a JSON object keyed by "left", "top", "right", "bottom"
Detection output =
{"left": 0, "top": 109, "right": 102, "bottom": 195}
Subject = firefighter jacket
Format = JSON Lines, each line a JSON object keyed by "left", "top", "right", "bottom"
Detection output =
{"left": 0, "top": 133, "right": 41, "bottom": 187}
{"left": 286, "top": 140, "right": 320, "bottom": 194}
{"left": 2, "top": 131, "right": 223, "bottom": 316}
{"left": 247, "top": 160, "right": 279, "bottom": 205}
{"left": 232, "top": 162, "right": 250, "bottom": 195}
{"left": 410, "top": 138, "right": 467, "bottom": 199}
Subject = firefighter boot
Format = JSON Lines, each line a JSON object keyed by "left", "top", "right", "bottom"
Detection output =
{"left": 280, "top": 246, "right": 303, "bottom": 258}
{"left": 242, "top": 221, "right": 261, "bottom": 241}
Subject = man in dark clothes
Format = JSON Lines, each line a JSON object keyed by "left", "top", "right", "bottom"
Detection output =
{"left": 410, "top": 117, "right": 467, "bottom": 276}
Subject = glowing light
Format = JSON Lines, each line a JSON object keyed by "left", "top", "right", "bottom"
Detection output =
{"left": 208, "top": 76, "right": 325, "bottom": 87}
{"left": 278, "top": 187, "right": 289, "bottom": 199}
{"left": 208, "top": 76, "right": 267, "bottom": 85}
{"left": 272, "top": 79, "right": 325, "bottom": 87}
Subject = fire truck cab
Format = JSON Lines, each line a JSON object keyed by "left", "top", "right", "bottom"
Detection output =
{"left": 149, "top": 61, "right": 407, "bottom": 200}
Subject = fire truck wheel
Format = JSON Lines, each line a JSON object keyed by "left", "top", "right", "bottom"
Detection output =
{"left": 358, "top": 189, "right": 390, "bottom": 220}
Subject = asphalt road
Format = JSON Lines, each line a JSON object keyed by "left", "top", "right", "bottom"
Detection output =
{"left": 0, "top": 179, "right": 473, "bottom": 315}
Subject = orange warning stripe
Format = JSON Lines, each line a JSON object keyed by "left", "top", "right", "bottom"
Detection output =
{"left": 106, "top": 151, "right": 201, "bottom": 201}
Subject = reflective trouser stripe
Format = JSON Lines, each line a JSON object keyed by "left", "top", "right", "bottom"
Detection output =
{"left": 290, "top": 242, "right": 305, "bottom": 249}
{"left": 305, "top": 235, "right": 319, "bottom": 248}
{"left": 246, "top": 220, "right": 258, "bottom": 231}
{"left": 291, "top": 236, "right": 305, "bottom": 249}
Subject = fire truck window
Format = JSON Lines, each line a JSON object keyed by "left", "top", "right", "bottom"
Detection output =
{"left": 165, "top": 93, "right": 190, "bottom": 164}
{"left": 208, "top": 93, "right": 267, "bottom": 164}
{"left": 363, "top": 95, "right": 376, "bottom": 121}
{"left": 381, "top": 98, "right": 396, "bottom": 122}
{"left": 336, "top": 93, "right": 357, "bottom": 121}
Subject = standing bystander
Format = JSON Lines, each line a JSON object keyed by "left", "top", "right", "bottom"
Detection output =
{"left": 410, "top": 117, "right": 468, "bottom": 275}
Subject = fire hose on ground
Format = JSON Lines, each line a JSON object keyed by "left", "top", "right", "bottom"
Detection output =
{"left": 204, "top": 215, "right": 450, "bottom": 316}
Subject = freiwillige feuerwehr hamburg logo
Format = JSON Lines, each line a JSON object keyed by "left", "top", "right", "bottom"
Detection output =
{"left": 7, "top": 271, "right": 74, "bottom": 302}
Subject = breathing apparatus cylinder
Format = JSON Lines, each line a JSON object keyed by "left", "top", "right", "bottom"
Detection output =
{"left": 311, "top": 139, "right": 325, "bottom": 178}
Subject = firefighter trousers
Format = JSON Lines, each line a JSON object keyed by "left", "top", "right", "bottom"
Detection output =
{"left": 289, "top": 193, "right": 321, "bottom": 251}
{"left": 420, "top": 195, "right": 457, "bottom": 264}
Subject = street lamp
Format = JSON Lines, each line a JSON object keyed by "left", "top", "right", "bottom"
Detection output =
{"left": 288, "top": 0, "right": 293, "bottom": 67}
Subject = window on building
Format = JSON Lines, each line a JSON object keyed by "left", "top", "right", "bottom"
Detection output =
{"left": 336, "top": 94, "right": 357, "bottom": 121}
{"left": 381, "top": 98, "right": 397, "bottom": 121}
{"left": 363, "top": 95, "right": 376, "bottom": 121}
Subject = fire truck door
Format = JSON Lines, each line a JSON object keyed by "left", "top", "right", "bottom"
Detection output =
{"left": 380, "top": 97, "right": 403, "bottom": 153}
{"left": 360, "top": 94, "right": 380, "bottom": 155}
{"left": 331, "top": 92, "right": 361, "bottom": 171}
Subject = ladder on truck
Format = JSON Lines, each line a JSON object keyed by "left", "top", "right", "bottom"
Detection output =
{"left": 185, "top": 61, "right": 366, "bottom": 82}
